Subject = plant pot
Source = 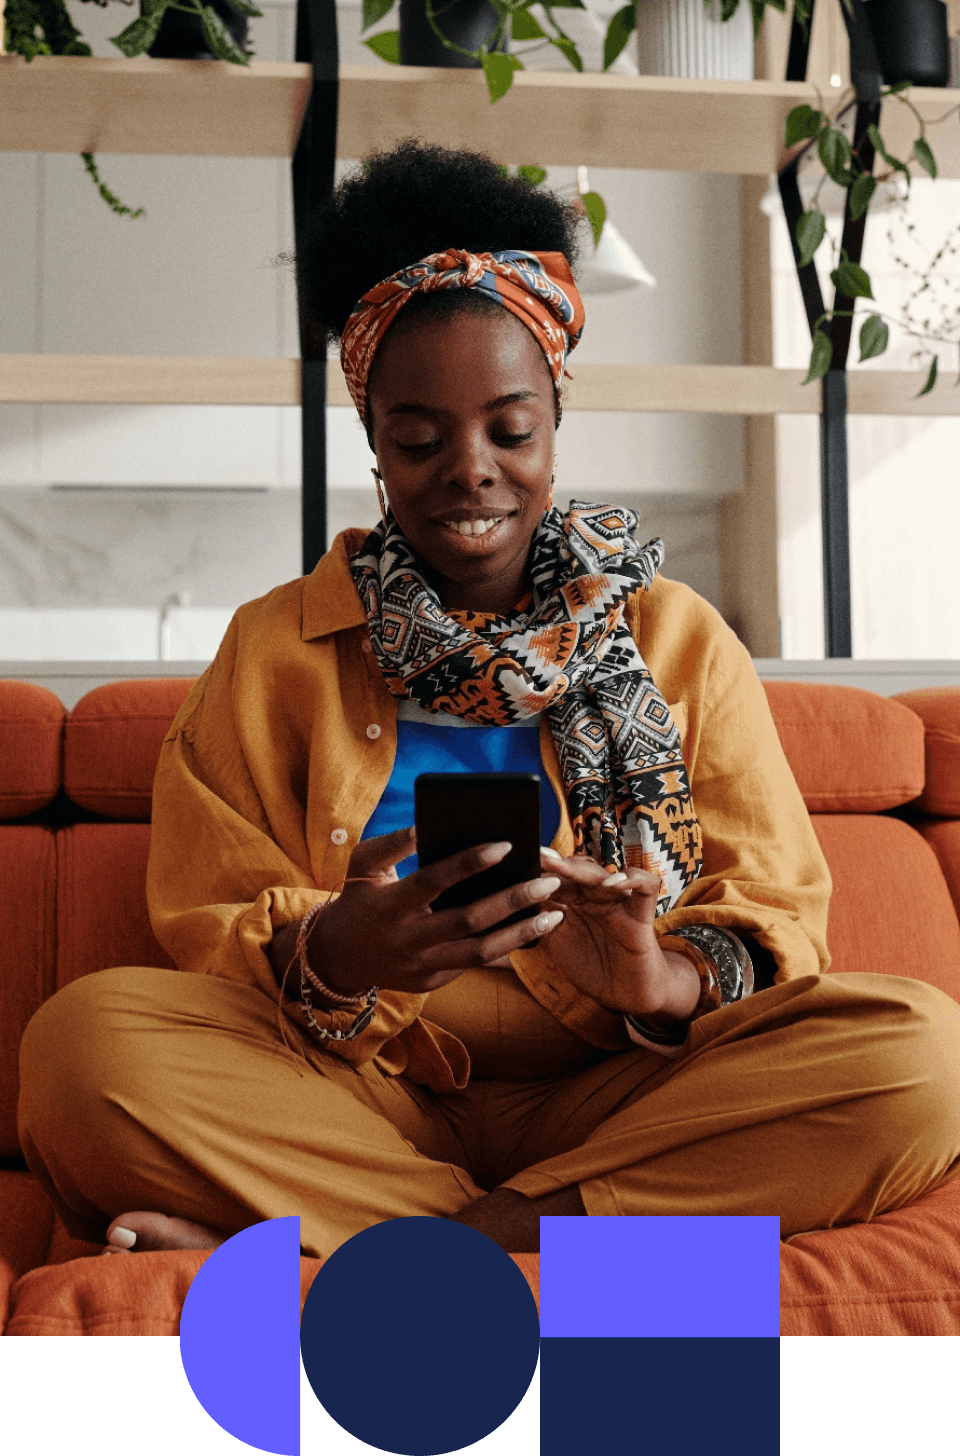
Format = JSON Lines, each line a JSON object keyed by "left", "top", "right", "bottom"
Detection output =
{"left": 864, "top": 0, "right": 950, "bottom": 88}
{"left": 399, "top": 0, "right": 503, "bottom": 69}
{"left": 145, "top": 0, "right": 249, "bottom": 60}
{"left": 635, "top": 0, "right": 753, "bottom": 80}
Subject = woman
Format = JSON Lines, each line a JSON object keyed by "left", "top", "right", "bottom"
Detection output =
{"left": 18, "top": 142, "right": 960, "bottom": 1259}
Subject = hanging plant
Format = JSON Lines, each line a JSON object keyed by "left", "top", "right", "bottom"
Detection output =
{"left": 784, "top": 83, "right": 960, "bottom": 394}
{"left": 3, "top": 0, "right": 261, "bottom": 217}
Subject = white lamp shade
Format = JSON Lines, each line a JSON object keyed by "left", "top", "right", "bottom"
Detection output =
{"left": 578, "top": 219, "right": 658, "bottom": 294}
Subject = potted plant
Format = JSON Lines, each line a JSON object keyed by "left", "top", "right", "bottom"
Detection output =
{"left": 363, "top": 0, "right": 957, "bottom": 391}
{"left": 3, "top": 0, "right": 261, "bottom": 215}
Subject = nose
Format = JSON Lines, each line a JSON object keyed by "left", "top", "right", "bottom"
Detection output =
{"left": 445, "top": 427, "right": 498, "bottom": 492}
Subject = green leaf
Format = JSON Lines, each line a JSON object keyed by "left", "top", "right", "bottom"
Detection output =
{"left": 916, "top": 355, "right": 938, "bottom": 398}
{"left": 109, "top": 8, "right": 168, "bottom": 56}
{"left": 858, "top": 314, "right": 888, "bottom": 362}
{"left": 539, "top": 0, "right": 586, "bottom": 8}
{"left": 198, "top": 4, "right": 250, "bottom": 62}
{"left": 364, "top": 28, "right": 400, "bottom": 62}
{"left": 795, "top": 209, "right": 826, "bottom": 268}
{"left": 783, "top": 103, "right": 823, "bottom": 148}
{"left": 831, "top": 258, "right": 873, "bottom": 300}
{"left": 602, "top": 3, "right": 636, "bottom": 70}
{"left": 867, "top": 123, "right": 909, "bottom": 176}
{"left": 804, "top": 328, "right": 833, "bottom": 384}
{"left": 362, "top": 0, "right": 395, "bottom": 29}
{"left": 818, "top": 126, "right": 852, "bottom": 186}
{"left": 81, "top": 152, "right": 145, "bottom": 220}
{"left": 886, "top": 78, "right": 911, "bottom": 94}
{"left": 581, "top": 189, "right": 606, "bottom": 246}
{"left": 516, "top": 164, "right": 547, "bottom": 187}
{"left": 511, "top": 5, "right": 546, "bottom": 39}
{"left": 914, "top": 136, "right": 937, "bottom": 179}
{"left": 848, "top": 172, "right": 876, "bottom": 220}
{"left": 547, "top": 33, "right": 582, "bottom": 69}
{"left": 719, "top": 0, "right": 739, "bottom": 20}
{"left": 482, "top": 51, "right": 522, "bottom": 103}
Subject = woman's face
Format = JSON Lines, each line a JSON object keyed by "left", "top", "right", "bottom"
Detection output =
{"left": 367, "top": 309, "right": 557, "bottom": 614}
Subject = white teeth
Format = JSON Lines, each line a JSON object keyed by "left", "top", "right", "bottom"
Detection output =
{"left": 446, "top": 517, "right": 503, "bottom": 536}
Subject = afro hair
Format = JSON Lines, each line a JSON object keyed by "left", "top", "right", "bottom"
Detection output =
{"left": 298, "top": 139, "right": 582, "bottom": 347}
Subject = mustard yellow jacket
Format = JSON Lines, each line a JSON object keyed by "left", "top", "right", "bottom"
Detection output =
{"left": 147, "top": 529, "right": 832, "bottom": 1093}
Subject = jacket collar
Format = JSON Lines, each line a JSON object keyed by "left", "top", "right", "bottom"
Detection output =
{"left": 301, "top": 529, "right": 371, "bottom": 641}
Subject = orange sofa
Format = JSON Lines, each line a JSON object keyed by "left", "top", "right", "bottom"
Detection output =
{"left": 2, "top": 674, "right": 960, "bottom": 1336}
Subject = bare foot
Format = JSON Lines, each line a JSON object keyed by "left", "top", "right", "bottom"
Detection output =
{"left": 101, "top": 1211, "right": 227, "bottom": 1255}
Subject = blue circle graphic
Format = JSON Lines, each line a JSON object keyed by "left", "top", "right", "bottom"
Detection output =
{"left": 179, "top": 1215, "right": 300, "bottom": 1456}
{"left": 301, "top": 1216, "right": 540, "bottom": 1455}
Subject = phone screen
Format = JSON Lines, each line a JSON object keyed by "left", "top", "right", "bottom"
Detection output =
{"left": 414, "top": 773, "right": 542, "bottom": 928}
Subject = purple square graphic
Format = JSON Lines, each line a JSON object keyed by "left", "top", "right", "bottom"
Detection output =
{"left": 540, "top": 1215, "right": 779, "bottom": 1337}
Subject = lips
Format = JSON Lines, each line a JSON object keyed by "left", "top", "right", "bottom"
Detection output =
{"left": 433, "top": 510, "right": 515, "bottom": 539}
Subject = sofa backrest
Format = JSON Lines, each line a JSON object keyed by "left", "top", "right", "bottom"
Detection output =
{"left": 2, "top": 674, "right": 960, "bottom": 1159}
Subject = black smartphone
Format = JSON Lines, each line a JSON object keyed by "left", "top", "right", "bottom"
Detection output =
{"left": 414, "top": 772, "right": 543, "bottom": 931}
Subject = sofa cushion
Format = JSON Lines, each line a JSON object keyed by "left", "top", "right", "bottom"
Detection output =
{"left": 0, "top": 1171, "right": 56, "bottom": 1334}
{"left": 57, "top": 823, "right": 176, "bottom": 989}
{"left": 894, "top": 688, "right": 960, "bottom": 818}
{"left": 4, "top": 1249, "right": 540, "bottom": 1335}
{"left": 0, "top": 828, "right": 57, "bottom": 1157}
{"left": 0, "top": 681, "right": 64, "bottom": 821}
{"left": 64, "top": 679, "right": 196, "bottom": 821}
{"left": 762, "top": 682, "right": 925, "bottom": 813}
{"left": 781, "top": 1175, "right": 960, "bottom": 1334}
{"left": 920, "top": 819, "right": 960, "bottom": 927}
{"left": 813, "top": 815, "right": 960, "bottom": 1002}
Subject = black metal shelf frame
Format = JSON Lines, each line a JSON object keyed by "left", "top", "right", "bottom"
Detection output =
{"left": 779, "top": 0, "right": 884, "bottom": 658}
{"left": 293, "top": 0, "right": 339, "bottom": 575}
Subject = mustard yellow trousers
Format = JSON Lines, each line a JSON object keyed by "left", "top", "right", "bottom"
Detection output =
{"left": 17, "top": 964, "right": 960, "bottom": 1258}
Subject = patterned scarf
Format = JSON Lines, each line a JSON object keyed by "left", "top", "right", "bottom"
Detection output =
{"left": 350, "top": 502, "right": 702, "bottom": 915}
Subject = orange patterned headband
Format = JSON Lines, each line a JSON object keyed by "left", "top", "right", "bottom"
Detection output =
{"left": 339, "top": 248, "right": 585, "bottom": 428}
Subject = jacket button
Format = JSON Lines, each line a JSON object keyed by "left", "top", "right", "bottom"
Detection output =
{"left": 366, "top": 723, "right": 382, "bottom": 740}
{"left": 330, "top": 828, "right": 348, "bottom": 845}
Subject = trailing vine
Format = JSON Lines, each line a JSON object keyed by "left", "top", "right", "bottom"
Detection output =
{"left": 783, "top": 86, "right": 960, "bottom": 395}
{"left": 3, "top": 0, "right": 261, "bottom": 216}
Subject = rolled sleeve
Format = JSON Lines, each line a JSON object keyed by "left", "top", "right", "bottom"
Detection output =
{"left": 146, "top": 640, "right": 427, "bottom": 1071}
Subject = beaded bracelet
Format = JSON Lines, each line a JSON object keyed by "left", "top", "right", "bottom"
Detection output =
{"left": 296, "top": 901, "right": 379, "bottom": 1042}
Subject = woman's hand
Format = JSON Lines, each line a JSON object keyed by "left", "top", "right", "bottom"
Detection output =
{"left": 306, "top": 827, "right": 564, "bottom": 1000}
{"left": 535, "top": 847, "right": 701, "bottom": 1025}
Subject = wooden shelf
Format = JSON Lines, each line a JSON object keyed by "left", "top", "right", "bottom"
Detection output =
{"left": 2, "top": 56, "right": 958, "bottom": 176}
{"left": 3, "top": 354, "right": 959, "bottom": 415}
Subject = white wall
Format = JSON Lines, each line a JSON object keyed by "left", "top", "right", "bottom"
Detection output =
{"left": 771, "top": 175, "right": 960, "bottom": 660}
{"left": 0, "top": 0, "right": 743, "bottom": 658}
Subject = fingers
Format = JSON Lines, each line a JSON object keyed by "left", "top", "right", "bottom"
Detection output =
{"left": 347, "top": 826, "right": 416, "bottom": 878}
{"left": 420, "top": 905, "right": 566, "bottom": 983}
{"left": 400, "top": 840, "right": 514, "bottom": 908}
{"left": 541, "top": 848, "right": 662, "bottom": 898}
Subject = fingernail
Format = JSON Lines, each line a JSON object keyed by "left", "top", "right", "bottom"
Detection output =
{"left": 110, "top": 1226, "right": 137, "bottom": 1249}
{"left": 541, "top": 846, "right": 561, "bottom": 858}
{"left": 534, "top": 909, "right": 564, "bottom": 934}
{"left": 606, "top": 872, "right": 628, "bottom": 884}
{"left": 528, "top": 876, "right": 561, "bottom": 898}
{"left": 480, "top": 842, "right": 512, "bottom": 864}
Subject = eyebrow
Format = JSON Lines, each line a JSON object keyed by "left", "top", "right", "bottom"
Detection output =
{"left": 385, "top": 390, "right": 540, "bottom": 417}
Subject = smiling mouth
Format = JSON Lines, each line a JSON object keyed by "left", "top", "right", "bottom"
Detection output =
{"left": 437, "top": 515, "right": 510, "bottom": 538}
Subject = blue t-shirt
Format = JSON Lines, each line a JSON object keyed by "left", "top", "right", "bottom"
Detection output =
{"left": 361, "top": 701, "right": 562, "bottom": 878}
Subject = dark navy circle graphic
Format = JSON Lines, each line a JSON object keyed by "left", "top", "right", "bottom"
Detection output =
{"left": 301, "top": 1216, "right": 540, "bottom": 1455}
